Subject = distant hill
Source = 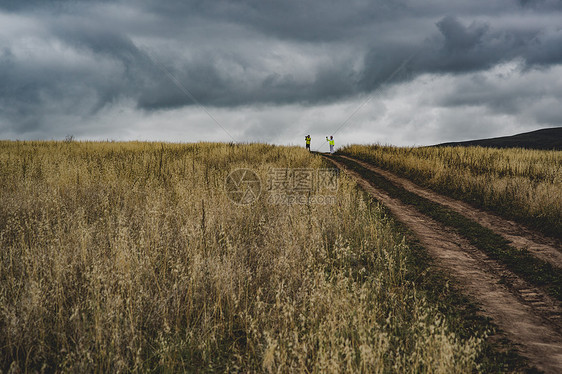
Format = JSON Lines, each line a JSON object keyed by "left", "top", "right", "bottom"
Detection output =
{"left": 435, "top": 127, "right": 562, "bottom": 150}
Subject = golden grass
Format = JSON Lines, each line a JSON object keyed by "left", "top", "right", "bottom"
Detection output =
{"left": 0, "top": 141, "right": 482, "bottom": 372}
{"left": 340, "top": 144, "right": 562, "bottom": 238}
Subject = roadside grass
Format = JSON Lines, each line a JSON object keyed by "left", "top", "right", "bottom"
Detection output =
{"left": 339, "top": 145, "right": 562, "bottom": 240}
{"left": 0, "top": 140, "right": 496, "bottom": 372}
{"left": 333, "top": 155, "right": 562, "bottom": 302}
{"left": 382, "top": 209, "right": 535, "bottom": 373}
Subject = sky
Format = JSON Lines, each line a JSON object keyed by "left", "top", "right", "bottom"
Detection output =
{"left": 1, "top": 0, "right": 561, "bottom": 147}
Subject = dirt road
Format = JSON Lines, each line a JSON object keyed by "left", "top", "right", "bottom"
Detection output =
{"left": 340, "top": 155, "right": 562, "bottom": 269}
{"left": 325, "top": 155, "right": 562, "bottom": 374}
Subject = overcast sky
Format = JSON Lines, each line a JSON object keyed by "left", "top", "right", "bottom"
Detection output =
{"left": 1, "top": 0, "right": 561, "bottom": 146}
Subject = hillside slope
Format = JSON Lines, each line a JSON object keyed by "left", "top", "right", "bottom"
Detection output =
{"left": 436, "top": 127, "right": 562, "bottom": 150}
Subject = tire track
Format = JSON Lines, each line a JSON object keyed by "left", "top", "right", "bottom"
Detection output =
{"left": 324, "top": 155, "right": 562, "bottom": 373}
{"left": 340, "top": 155, "right": 562, "bottom": 269}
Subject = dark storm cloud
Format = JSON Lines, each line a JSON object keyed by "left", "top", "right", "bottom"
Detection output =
{"left": 1, "top": 0, "right": 562, "bottom": 139}
{"left": 136, "top": 0, "right": 398, "bottom": 41}
{"left": 518, "top": 0, "right": 562, "bottom": 10}
{"left": 362, "top": 14, "right": 562, "bottom": 89}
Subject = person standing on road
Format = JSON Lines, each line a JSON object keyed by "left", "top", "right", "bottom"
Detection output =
{"left": 305, "top": 135, "right": 311, "bottom": 151}
{"left": 326, "top": 136, "right": 335, "bottom": 154}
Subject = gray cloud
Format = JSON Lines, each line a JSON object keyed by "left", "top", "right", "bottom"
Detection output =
{"left": 362, "top": 13, "right": 562, "bottom": 90}
{"left": 1, "top": 0, "right": 562, "bottom": 141}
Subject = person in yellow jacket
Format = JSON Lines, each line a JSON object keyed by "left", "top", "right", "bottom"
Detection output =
{"left": 305, "top": 135, "right": 311, "bottom": 151}
{"left": 326, "top": 136, "right": 335, "bottom": 154}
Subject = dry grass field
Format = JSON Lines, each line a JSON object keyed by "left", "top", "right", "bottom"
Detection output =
{"left": 340, "top": 145, "right": 562, "bottom": 239}
{"left": 0, "top": 141, "right": 487, "bottom": 372}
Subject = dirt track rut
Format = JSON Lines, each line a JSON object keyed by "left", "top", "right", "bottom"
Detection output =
{"left": 340, "top": 155, "right": 562, "bottom": 270}
{"left": 325, "top": 155, "right": 562, "bottom": 374}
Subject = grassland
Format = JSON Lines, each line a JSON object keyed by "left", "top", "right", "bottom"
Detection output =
{"left": 0, "top": 141, "right": 525, "bottom": 372}
{"left": 339, "top": 145, "right": 562, "bottom": 239}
